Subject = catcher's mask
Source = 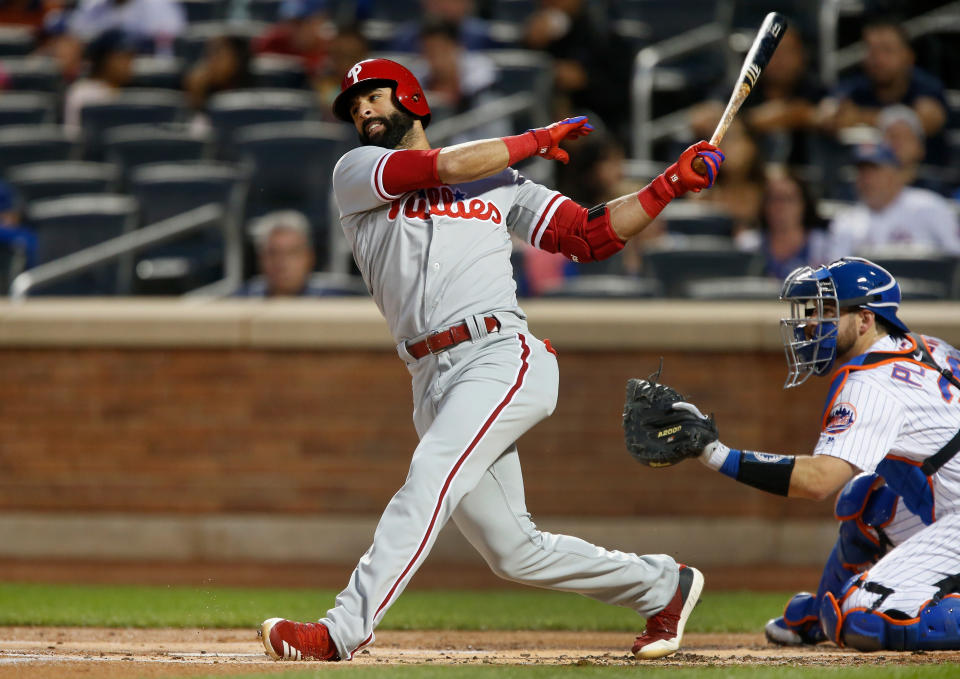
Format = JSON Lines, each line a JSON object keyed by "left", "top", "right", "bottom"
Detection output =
{"left": 779, "top": 257, "right": 909, "bottom": 388}
{"left": 332, "top": 58, "right": 431, "bottom": 128}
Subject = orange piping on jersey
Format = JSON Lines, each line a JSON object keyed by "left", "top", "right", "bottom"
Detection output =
{"left": 821, "top": 337, "right": 926, "bottom": 431}
{"left": 883, "top": 454, "right": 937, "bottom": 522}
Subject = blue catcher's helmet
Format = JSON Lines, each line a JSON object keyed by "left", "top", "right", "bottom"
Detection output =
{"left": 779, "top": 257, "right": 909, "bottom": 388}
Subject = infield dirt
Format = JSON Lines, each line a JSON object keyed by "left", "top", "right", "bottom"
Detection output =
{"left": 1, "top": 627, "right": 959, "bottom": 678}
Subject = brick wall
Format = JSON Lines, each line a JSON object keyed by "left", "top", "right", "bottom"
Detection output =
{"left": 0, "top": 347, "right": 832, "bottom": 520}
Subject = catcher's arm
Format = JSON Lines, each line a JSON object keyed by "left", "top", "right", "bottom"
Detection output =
{"left": 700, "top": 441, "right": 855, "bottom": 500}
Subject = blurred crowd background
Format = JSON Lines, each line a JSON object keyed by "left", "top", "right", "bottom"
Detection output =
{"left": 0, "top": 0, "right": 958, "bottom": 300}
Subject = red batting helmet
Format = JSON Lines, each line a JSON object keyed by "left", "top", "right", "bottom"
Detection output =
{"left": 332, "top": 58, "right": 431, "bottom": 128}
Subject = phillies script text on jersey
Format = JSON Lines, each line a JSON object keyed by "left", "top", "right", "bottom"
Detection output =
{"left": 387, "top": 187, "right": 503, "bottom": 223}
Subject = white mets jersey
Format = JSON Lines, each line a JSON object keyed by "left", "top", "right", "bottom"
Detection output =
{"left": 814, "top": 334, "right": 960, "bottom": 516}
{"left": 332, "top": 145, "right": 564, "bottom": 344}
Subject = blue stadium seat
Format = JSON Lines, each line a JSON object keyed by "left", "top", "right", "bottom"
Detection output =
{"left": 248, "top": 0, "right": 284, "bottom": 22}
{"left": 0, "top": 26, "right": 35, "bottom": 57}
{"left": 867, "top": 255, "right": 960, "bottom": 300}
{"left": 179, "top": 0, "right": 228, "bottom": 23}
{"left": 643, "top": 249, "right": 765, "bottom": 297}
{"left": 79, "top": 89, "right": 187, "bottom": 160}
{"left": 129, "top": 56, "right": 185, "bottom": 90}
{"left": 0, "top": 125, "right": 76, "bottom": 175}
{"left": 7, "top": 162, "right": 119, "bottom": 203}
{"left": 235, "top": 121, "right": 348, "bottom": 267}
{"left": 252, "top": 55, "right": 308, "bottom": 89}
{"left": 175, "top": 21, "right": 267, "bottom": 63}
{"left": 207, "top": 88, "right": 316, "bottom": 158}
{"left": 104, "top": 124, "right": 211, "bottom": 184}
{"left": 0, "top": 92, "right": 56, "bottom": 127}
{"left": 0, "top": 56, "right": 61, "bottom": 92}
{"left": 0, "top": 240, "right": 26, "bottom": 295}
{"left": 25, "top": 194, "right": 139, "bottom": 295}
{"left": 540, "top": 275, "right": 663, "bottom": 299}
{"left": 129, "top": 161, "right": 246, "bottom": 293}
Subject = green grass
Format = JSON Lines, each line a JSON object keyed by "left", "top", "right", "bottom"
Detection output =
{"left": 0, "top": 582, "right": 789, "bottom": 632}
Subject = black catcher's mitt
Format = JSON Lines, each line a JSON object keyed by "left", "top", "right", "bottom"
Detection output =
{"left": 622, "top": 378, "right": 719, "bottom": 467}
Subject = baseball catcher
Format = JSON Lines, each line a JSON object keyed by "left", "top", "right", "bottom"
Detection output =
{"left": 627, "top": 258, "right": 960, "bottom": 653}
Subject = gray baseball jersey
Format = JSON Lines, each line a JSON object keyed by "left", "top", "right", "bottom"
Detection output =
{"left": 320, "top": 145, "right": 678, "bottom": 659}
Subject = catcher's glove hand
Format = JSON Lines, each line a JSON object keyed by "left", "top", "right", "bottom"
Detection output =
{"left": 622, "top": 378, "right": 718, "bottom": 467}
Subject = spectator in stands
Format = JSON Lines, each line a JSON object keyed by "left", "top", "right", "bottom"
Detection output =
{"left": 254, "top": 0, "right": 334, "bottom": 76}
{"left": 0, "top": 0, "right": 46, "bottom": 30}
{"left": 820, "top": 142, "right": 960, "bottom": 261}
{"left": 877, "top": 103, "right": 950, "bottom": 195}
{"left": 690, "top": 27, "right": 823, "bottom": 166}
{"left": 68, "top": 0, "right": 185, "bottom": 54}
{"left": 818, "top": 16, "right": 949, "bottom": 165}
{"left": 523, "top": 0, "right": 632, "bottom": 137}
{"left": 0, "top": 180, "right": 37, "bottom": 271}
{"left": 695, "top": 119, "right": 766, "bottom": 237}
{"left": 388, "top": 0, "right": 492, "bottom": 53}
{"left": 184, "top": 34, "right": 255, "bottom": 119}
{"left": 749, "top": 169, "right": 827, "bottom": 279}
{"left": 313, "top": 24, "right": 369, "bottom": 121}
{"left": 63, "top": 28, "right": 134, "bottom": 138}
{"left": 35, "top": 9, "right": 86, "bottom": 83}
{"left": 236, "top": 210, "right": 328, "bottom": 297}
{"left": 412, "top": 18, "right": 507, "bottom": 141}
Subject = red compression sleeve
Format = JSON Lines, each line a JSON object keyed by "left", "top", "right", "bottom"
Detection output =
{"left": 636, "top": 174, "right": 676, "bottom": 220}
{"left": 502, "top": 132, "right": 538, "bottom": 165}
{"left": 533, "top": 198, "right": 625, "bottom": 262}
{"left": 378, "top": 148, "right": 443, "bottom": 196}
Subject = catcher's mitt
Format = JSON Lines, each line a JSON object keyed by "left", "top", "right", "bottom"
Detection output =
{"left": 622, "top": 378, "right": 718, "bottom": 467}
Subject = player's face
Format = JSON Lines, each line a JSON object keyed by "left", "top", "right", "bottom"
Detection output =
{"left": 350, "top": 87, "right": 415, "bottom": 149}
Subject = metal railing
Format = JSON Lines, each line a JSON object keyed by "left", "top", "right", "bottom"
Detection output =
{"left": 10, "top": 203, "right": 230, "bottom": 300}
{"left": 631, "top": 22, "right": 728, "bottom": 160}
{"left": 427, "top": 91, "right": 536, "bottom": 145}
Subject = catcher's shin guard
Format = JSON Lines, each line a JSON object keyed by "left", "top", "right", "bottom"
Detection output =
{"left": 824, "top": 595, "right": 960, "bottom": 651}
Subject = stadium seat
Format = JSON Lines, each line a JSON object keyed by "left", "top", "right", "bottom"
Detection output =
{"left": 484, "top": 50, "right": 553, "bottom": 128}
{"left": 129, "top": 161, "right": 247, "bottom": 293}
{"left": 0, "top": 125, "right": 75, "bottom": 175}
{"left": 175, "top": 21, "right": 267, "bottom": 63}
{"left": 365, "top": 0, "right": 421, "bottom": 22}
{"left": 643, "top": 249, "right": 765, "bottom": 297}
{"left": 662, "top": 201, "right": 735, "bottom": 238}
{"left": 235, "top": 121, "right": 347, "bottom": 266}
{"left": 684, "top": 275, "right": 783, "bottom": 300}
{"left": 129, "top": 56, "right": 185, "bottom": 90}
{"left": 207, "top": 89, "right": 316, "bottom": 158}
{"left": 0, "top": 56, "right": 61, "bottom": 92}
{"left": 104, "top": 124, "right": 211, "bottom": 184}
{"left": 489, "top": 0, "right": 537, "bottom": 23}
{"left": 7, "top": 162, "right": 119, "bottom": 203}
{"left": 248, "top": 0, "right": 283, "bottom": 22}
{"left": 0, "top": 26, "right": 35, "bottom": 57}
{"left": 0, "top": 91, "right": 56, "bottom": 126}
{"left": 25, "top": 194, "right": 139, "bottom": 295}
{"left": 540, "top": 274, "right": 664, "bottom": 299}
{"left": 179, "top": 0, "right": 228, "bottom": 22}
{"left": 867, "top": 255, "right": 960, "bottom": 300}
{"left": 79, "top": 89, "right": 187, "bottom": 160}
{"left": 0, "top": 240, "right": 26, "bottom": 295}
{"left": 252, "top": 55, "right": 308, "bottom": 89}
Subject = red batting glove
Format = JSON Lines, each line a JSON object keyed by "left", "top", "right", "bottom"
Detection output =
{"left": 503, "top": 116, "right": 594, "bottom": 165}
{"left": 637, "top": 141, "right": 724, "bottom": 219}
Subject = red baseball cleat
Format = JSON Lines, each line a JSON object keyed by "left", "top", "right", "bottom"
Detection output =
{"left": 259, "top": 618, "right": 339, "bottom": 661}
{"left": 632, "top": 564, "right": 704, "bottom": 659}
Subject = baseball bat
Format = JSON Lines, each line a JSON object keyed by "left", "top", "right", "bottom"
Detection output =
{"left": 691, "top": 11, "right": 788, "bottom": 175}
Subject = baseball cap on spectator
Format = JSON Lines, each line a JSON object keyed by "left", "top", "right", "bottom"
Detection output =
{"left": 85, "top": 28, "right": 137, "bottom": 60}
{"left": 877, "top": 104, "right": 924, "bottom": 139}
{"left": 279, "top": 0, "right": 327, "bottom": 20}
{"left": 852, "top": 142, "right": 900, "bottom": 167}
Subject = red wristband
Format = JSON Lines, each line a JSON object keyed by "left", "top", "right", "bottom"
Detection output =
{"left": 636, "top": 174, "right": 675, "bottom": 220}
{"left": 502, "top": 132, "right": 539, "bottom": 166}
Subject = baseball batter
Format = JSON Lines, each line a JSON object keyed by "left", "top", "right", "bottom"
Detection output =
{"left": 673, "top": 257, "right": 960, "bottom": 651}
{"left": 259, "top": 58, "right": 724, "bottom": 662}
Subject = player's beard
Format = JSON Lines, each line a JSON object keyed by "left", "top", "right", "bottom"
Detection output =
{"left": 359, "top": 110, "right": 416, "bottom": 149}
